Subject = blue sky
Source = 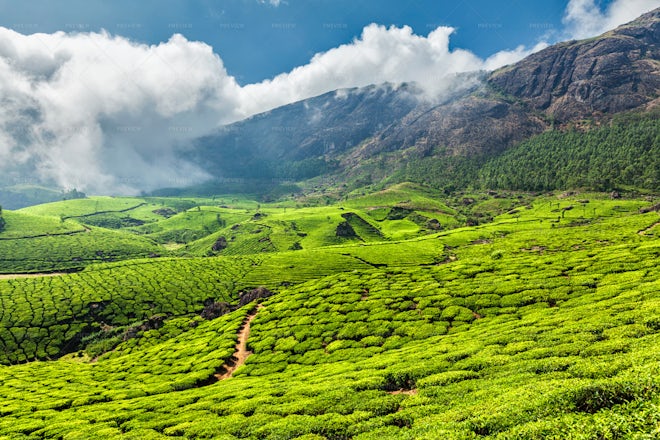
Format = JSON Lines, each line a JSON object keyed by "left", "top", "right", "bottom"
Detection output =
{"left": 0, "top": 0, "right": 611, "bottom": 84}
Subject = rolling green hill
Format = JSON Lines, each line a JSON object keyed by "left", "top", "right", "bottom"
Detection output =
{"left": 0, "top": 210, "right": 162, "bottom": 274}
{"left": 1, "top": 185, "right": 481, "bottom": 274}
{"left": 0, "top": 190, "right": 657, "bottom": 438}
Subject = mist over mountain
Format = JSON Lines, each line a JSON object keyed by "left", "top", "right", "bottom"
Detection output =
{"left": 185, "top": 8, "right": 659, "bottom": 194}
{"left": 189, "top": 77, "right": 487, "bottom": 183}
{"left": 0, "top": 22, "right": 533, "bottom": 197}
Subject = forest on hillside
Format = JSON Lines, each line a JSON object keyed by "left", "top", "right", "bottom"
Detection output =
{"left": 401, "top": 112, "right": 659, "bottom": 193}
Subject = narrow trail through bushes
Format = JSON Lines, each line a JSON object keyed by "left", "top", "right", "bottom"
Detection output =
{"left": 638, "top": 221, "right": 659, "bottom": 236}
{"left": 215, "top": 304, "right": 263, "bottom": 380}
{"left": 388, "top": 389, "right": 418, "bottom": 396}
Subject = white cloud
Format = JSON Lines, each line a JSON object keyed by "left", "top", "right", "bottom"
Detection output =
{"left": 0, "top": 28, "right": 244, "bottom": 193}
{"left": 563, "top": 0, "right": 660, "bottom": 39}
{"left": 0, "top": 24, "right": 510, "bottom": 194}
{"left": 239, "top": 25, "right": 487, "bottom": 113}
{"left": 258, "top": 0, "right": 283, "bottom": 6}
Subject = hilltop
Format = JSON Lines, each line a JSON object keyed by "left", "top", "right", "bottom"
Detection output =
{"left": 0, "top": 184, "right": 522, "bottom": 274}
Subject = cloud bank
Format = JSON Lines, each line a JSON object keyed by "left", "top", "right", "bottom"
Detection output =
{"left": 0, "top": 25, "right": 497, "bottom": 194}
{"left": 563, "top": 0, "right": 660, "bottom": 39}
{"left": 0, "top": 0, "right": 656, "bottom": 194}
{"left": 0, "top": 29, "right": 244, "bottom": 193}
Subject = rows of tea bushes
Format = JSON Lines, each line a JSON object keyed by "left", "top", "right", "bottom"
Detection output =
{"left": 5, "top": 197, "right": 214, "bottom": 270}
{"left": 243, "top": 222, "right": 659, "bottom": 374}
{"left": 0, "top": 258, "right": 254, "bottom": 363}
{"left": 0, "top": 211, "right": 84, "bottom": 239}
{"left": 237, "top": 237, "right": 445, "bottom": 288}
{"left": 0, "top": 195, "right": 656, "bottom": 438}
{"left": 133, "top": 208, "right": 238, "bottom": 244}
{"left": 0, "top": 203, "right": 655, "bottom": 438}
{"left": 17, "top": 197, "right": 153, "bottom": 218}
{"left": 0, "top": 307, "right": 250, "bottom": 418}
{"left": 0, "top": 235, "right": 447, "bottom": 364}
{"left": 0, "top": 206, "right": 168, "bottom": 273}
{"left": 0, "top": 226, "right": 162, "bottom": 273}
{"left": 0, "top": 196, "right": 650, "bottom": 362}
{"left": 3, "top": 185, "right": 514, "bottom": 271}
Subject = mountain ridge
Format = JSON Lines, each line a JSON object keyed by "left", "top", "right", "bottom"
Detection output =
{"left": 488, "top": 7, "right": 660, "bottom": 121}
{"left": 187, "top": 8, "right": 659, "bottom": 195}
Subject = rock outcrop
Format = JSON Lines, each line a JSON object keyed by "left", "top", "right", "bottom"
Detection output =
{"left": 489, "top": 8, "right": 660, "bottom": 122}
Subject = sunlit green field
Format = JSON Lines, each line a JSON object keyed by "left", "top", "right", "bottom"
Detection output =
{"left": 0, "top": 184, "right": 474, "bottom": 273}
{"left": 0, "top": 187, "right": 658, "bottom": 439}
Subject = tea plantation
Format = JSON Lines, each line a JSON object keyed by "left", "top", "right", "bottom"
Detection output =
{"left": 0, "top": 189, "right": 658, "bottom": 438}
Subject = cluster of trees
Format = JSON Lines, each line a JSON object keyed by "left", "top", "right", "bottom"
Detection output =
{"left": 61, "top": 188, "right": 86, "bottom": 200}
{"left": 479, "top": 114, "right": 659, "bottom": 191}
{"left": 0, "top": 205, "right": 5, "bottom": 231}
{"left": 401, "top": 155, "right": 483, "bottom": 193}
{"left": 401, "top": 112, "right": 658, "bottom": 192}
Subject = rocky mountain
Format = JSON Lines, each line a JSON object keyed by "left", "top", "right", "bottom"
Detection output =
{"left": 489, "top": 8, "right": 660, "bottom": 121}
{"left": 191, "top": 83, "right": 425, "bottom": 181}
{"left": 190, "top": 8, "right": 659, "bottom": 191}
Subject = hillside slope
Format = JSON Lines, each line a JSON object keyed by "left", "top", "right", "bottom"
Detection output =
{"left": 191, "top": 83, "right": 425, "bottom": 181}
{"left": 0, "top": 195, "right": 657, "bottom": 438}
{"left": 489, "top": 8, "right": 660, "bottom": 121}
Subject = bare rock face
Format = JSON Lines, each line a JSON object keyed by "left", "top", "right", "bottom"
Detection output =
{"left": 488, "top": 8, "right": 660, "bottom": 122}
{"left": 355, "top": 94, "right": 546, "bottom": 161}
{"left": 359, "top": 8, "right": 660, "bottom": 162}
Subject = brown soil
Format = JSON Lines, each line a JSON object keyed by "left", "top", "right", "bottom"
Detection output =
{"left": 215, "top": 304, "right": 263, "bottom": 380}
{"left": 388, "top": 389, "right": 418, "bottom": 396}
